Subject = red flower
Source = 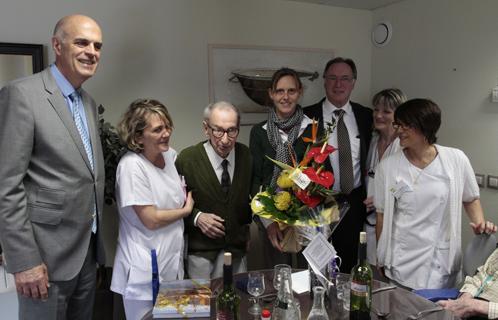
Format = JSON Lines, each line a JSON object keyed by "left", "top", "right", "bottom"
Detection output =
{"left": 294, "top": 189, "right": 321, "bottom": 208}
{"left": 302, "top": 167, "right": 335, "bottom": 188}
{"left": 301, "top": 144, "right": 336, "bottom": 166}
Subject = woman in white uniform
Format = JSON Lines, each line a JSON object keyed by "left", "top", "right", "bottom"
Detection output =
{"left": 363, "top": 88, "right": 406, "bottom": 266}
{"left": 110, "top": 99, "right": 194, "bottom": 319}
{"left": 375, "top": 98, "right": 496, "bottom": 290}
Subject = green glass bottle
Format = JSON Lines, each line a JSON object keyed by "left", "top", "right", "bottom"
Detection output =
{"left": 350, "top": 232, "right": 372, "bottom": 320}
{"left": 216, "top": 252, "right": 240, "bottom": 320}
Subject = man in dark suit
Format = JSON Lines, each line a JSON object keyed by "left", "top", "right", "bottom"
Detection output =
{"left": 304, "top": 57, "right": 373, "bottom": 272}
{"left": 0, "top": 15, "right": 105, "bottom": 319}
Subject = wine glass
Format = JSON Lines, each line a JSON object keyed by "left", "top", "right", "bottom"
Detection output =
{"left": 247, "top": 272, "right": 265, "bottom": 315}
{"left": 273, "top": 264, "right": 291, "bottom": 291}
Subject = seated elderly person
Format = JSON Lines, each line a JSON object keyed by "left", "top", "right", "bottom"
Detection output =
{"left": 438, "top": 248, "right": 498, "bottom": 319}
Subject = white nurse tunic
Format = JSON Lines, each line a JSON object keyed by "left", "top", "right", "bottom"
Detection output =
{"left": 375, "top": 146, "right": 480, "bottom": 290}
{"left": 384, "top": 154, "right": 453, "bottom": 289}
{"left": 111, "top": 149, "right": 186, "bottom": 300}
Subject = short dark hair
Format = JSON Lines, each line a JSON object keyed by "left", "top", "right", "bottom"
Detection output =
{"left": 394, "top": 98, "right": 441, "bottom": 144}
{"left": 270, "top": 67, "right": 303, "bottom": 91}
{"left": 372, "top": 88, "right": 407, "bottom": 110}
{"left": 323, "top": 57, "right": 357, "bottom": 79}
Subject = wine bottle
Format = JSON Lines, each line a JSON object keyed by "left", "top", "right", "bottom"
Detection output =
{"left": 350, "top": 232, "right": 373, "bottom": 320}
{"left": 216, "top": 252, "right": 240, "bottom": 320}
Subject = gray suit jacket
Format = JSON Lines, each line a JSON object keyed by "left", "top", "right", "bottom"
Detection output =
{"left": 0, "top": 68, "right": 105, "bottom": 281}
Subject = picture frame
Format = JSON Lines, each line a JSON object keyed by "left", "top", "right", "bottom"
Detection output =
{"left": 208, "top": 44, "right": 334, "bottom": 125}
{"left": 0, "top": 42, "right": 44, "bottom": 88}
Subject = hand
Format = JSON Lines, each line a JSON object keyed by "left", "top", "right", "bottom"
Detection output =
{"left": 197, "top": 213, "right": 225, "bottom": 239}
{"left": 266, "top": 222, "right": 284, "bottom": 252}
{"left": 363, "top": 196, "right": 375, "bottom": 212}
{"left": 182, "top": 192, "right": 194, "bottom": 217}
{"left": 438, "top": 297, "right": 488, "bottom": 318}
{"left": 376, "top": 264, "right": 386, "bottom": 278}
{"left": 14, "top": 263, "right": 49, "bottom": 300}
{"left": 470, "top": 221, "right": 497, "bottom": 234}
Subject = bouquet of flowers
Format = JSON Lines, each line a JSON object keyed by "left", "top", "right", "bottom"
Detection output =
{"left": 251, "top": 120, "right": 344, "bottom": 252}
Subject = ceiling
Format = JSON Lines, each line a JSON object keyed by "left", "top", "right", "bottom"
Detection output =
{"left": 285, "top": 0, "right": 405, "bottom": 10}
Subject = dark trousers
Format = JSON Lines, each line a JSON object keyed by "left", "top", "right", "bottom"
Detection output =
{"left": 18, "top": 235, "right": 97, "bottom": 320}
{"left": 332, "top": 186, "right": 367, "bottom": 273}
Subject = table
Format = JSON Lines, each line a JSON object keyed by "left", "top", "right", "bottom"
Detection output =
{"left": 147, "top": 270, "right": 459, "bottom": 319}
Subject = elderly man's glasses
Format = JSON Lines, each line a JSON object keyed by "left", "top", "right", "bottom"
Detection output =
{"left": 207, "top": 124, "right": 239, "bottom": 138}
{"left": 323, "top": 75, "right": 354, "bottom": 83}
{"left": 392, "top": 121, "right": 411, "bottom": 130}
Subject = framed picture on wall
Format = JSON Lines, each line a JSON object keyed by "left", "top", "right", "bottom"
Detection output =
{"left": 208, "top": 44, "right": 334, "bottom": 125}
{"left": 0, "top": 42, "right": 44, "bottom": 88}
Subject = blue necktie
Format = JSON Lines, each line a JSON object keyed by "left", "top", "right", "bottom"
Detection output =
{"left": 69, "top": 91, "right": 97, "bottom": 233}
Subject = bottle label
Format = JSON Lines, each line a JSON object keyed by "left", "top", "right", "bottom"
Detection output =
{"left": 217, "top": 311, "right": 234, "bottom": 320}
{"left": 351, "top": 282, "right": 369, "bottom": 297}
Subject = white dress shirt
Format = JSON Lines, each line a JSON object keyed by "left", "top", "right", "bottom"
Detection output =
{"left": 322, "top": 99, "right": 361, "bottom": 192}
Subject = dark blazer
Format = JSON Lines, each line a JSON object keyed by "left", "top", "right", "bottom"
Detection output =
{"left": 0, "top": 68, "right": 106, "bottom": 281}
{"left": 304, "top": 98, "right": 373, "bottom": 271}
{"left": 304, "top": 98, "right": 373, "bottom": 178}
{"left": 249, "top": 120, "right": 313, "bottom": 196}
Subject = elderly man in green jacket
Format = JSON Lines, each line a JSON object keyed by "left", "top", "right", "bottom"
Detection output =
{"left": 176, "top": 101, "right": 252, "bottom": 279}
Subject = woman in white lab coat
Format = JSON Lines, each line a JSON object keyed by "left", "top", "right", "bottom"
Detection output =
{"left": 375, "top": 98, "right": 496, "bottom": 290}
{"left": 110, "top": 99, "right": 194, "bottom": 320}
{"left": 363, "top": 88, "right": 406, "bottom": 266}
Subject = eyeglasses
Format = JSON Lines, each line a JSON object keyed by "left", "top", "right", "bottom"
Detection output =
{"left": 273, "top": 88, "right": 299, "bottom": 97}
{"left": 323, "top": 75, "right": 354, "bottom": 83}
{"left": 206, "top": 123, "right": 239, "bottom": 138}
{"left": 392, "top": 121, "right": 411, "bottom": 130}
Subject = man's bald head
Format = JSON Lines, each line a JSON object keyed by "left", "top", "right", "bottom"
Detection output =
{"left": 51, "top": 15, "right": 102, "bottom": 88}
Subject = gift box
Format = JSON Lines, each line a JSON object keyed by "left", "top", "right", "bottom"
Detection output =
{"left": 152, "top": 279, "right": 211, "bottom": 318}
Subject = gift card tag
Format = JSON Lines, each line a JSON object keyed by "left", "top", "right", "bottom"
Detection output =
{"left": 303, "top": 232, "right": 336, "bottom": 288}
{"left": 289, "top": 168, "right": 311, "bottom": 190}
{"left": 303, "top": 232, "right": 336, "bottom": 272}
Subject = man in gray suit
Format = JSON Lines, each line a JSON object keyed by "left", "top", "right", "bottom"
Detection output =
{"left": 0, "top": 15, "right": 105, "bottom": 319}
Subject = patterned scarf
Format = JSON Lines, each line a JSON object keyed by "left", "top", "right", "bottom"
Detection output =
{"left": 266, "top": 105, "right": 304, "bottom": 187}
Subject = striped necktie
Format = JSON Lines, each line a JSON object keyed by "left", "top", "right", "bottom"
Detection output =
{"left": 334, "top": 109, "right": 354, "bottom": 194}
{"left": 69, "top": 91, "right": 97, "bottom": 233}
{"left": 69, "top": 91, "right": 94, "bottom": 170}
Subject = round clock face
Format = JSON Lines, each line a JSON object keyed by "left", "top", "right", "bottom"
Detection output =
{"left": 372, "top": 21, "right": 392, "bottom": 47}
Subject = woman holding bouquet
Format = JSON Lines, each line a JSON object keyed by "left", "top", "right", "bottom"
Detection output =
{"left": 250, "top": 67, "right": 313, "bottom": 268}
{"left": 110, "top": 99, "right": 194, "bottom": 319}
{"left": 363, "top": 88, "right": 406, "bottom": 266}
{"left": 375, "top": 98, "right": 496, "bottom": 290}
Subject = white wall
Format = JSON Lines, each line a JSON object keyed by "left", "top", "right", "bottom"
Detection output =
{"left": 0, "top": 0, "right": 372, "bottom": 147}
{"left": 372, "top": 0, "right": 498, "bottom": 247}
{"left": 0, "top": 0, "right": 372, "bottom": 265}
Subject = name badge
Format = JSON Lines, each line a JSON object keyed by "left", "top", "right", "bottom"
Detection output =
{"left": 390, "top": 179, "right": 412, "bottom": 199}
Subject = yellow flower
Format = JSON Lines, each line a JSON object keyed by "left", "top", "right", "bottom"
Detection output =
{"left": 251, "top": 191, "right": 269, "bottom": 214}
{"left": 274, "top": 191, "right": 291, "bottom": 211}
{"left": 277, "top": 170, "right": 294, "bottom": 189}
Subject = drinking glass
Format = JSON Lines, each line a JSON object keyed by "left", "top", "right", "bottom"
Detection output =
{"left": 247, "top": 271, "right": 265, "bottom": 315}
{"left": 336, "top": 279, "right": 351, "bottom": 311}
{"left": 273, "top": 264, "right": 292, "bottom": 291}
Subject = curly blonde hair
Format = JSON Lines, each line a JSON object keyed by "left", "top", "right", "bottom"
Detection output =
{"left": 118, "top": 99, "right": 173, "bottom": 153}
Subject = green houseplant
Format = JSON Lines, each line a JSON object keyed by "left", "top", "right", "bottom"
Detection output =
{"left": 98, "top": 105, "right": 127, "bottom": 205}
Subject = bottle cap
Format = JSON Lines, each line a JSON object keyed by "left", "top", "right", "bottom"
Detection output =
{"left": 261, "top": 309, "right": 271, "bottom": 318}
{"left": 224, "top": 252, "right": 232, "bottom": 265}
{"left": 359, "top": 231, "right": 367, "bottom": 244}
